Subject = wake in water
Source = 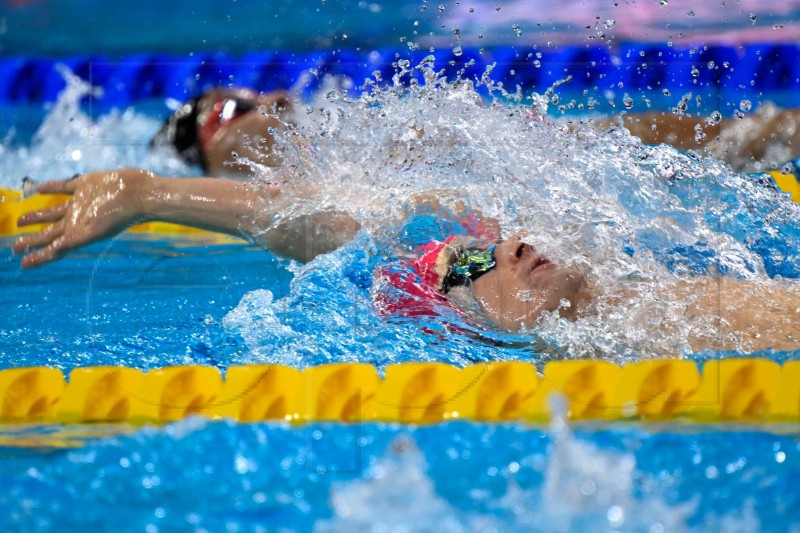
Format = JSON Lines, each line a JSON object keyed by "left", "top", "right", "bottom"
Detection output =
{"left": 5, "top": 62, "right": 800, "bottom": 363}
{"left": 315, "top": 400, "right": 759, "bottom": 532}
{"left": 0, "top": 65, "right": 193, "bottom": 187}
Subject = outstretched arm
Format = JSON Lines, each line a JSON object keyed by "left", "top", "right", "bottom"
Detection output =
{"left": 13, "top": 168, "right": 360, "bottom": 267}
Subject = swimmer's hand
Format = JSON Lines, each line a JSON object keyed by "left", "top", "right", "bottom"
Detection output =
{"left": 13, "top": 169, "right": 152, "bottom": 268}
{"left": 14, "top": 168, "right": 361, "bottom": 267}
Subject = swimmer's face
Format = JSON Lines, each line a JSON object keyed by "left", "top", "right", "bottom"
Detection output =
{"left": 470, "top": 233, "right": 587, "bottom": 330}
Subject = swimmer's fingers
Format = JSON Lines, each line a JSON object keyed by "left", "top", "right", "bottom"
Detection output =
{"left": 17, "top": 202, "right": 68, "bottom": 227}
{"left": 37, "top": 174, "right": 82, "bottom": 195}
{"left": 13, "top": 221, "right": 63, "bottom": 256}
{"left": 19, "top": 235, "right": 69, "bottom": 269}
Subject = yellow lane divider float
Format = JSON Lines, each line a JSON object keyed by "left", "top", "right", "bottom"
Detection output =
{"left": 0, "top": 359, "right": 799, "bottom": 425}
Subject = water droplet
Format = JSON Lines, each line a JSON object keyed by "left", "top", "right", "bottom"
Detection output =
{"left": 413, "top": 20, "right": 419, "bottom": 26}
{"left": 659, "top": 0, "right": 668, "bottom": 6}
{"left": 512, "top": 23, "right": 522, "bottom": 36}
{"left": 691, "top": 67, "right": 700, "bottom": 77}
{"left": 687, "top": 9, "right": 695, "bottom": 16}
{"left": 740, "top": 99, "right": 752, "bottom": 112}
{"left": 705, "top": 110, "right": 722, "bottom": 126}
{"left": 623, "top": 94, "right": 634, "bottom": 109}
{"left": 694, "top": 124, "right": 707, "bottom": 143}
{"left": 533, "top": 59, "right": 541, "bottom": 68}
{"left": 662, "top": 88, "right": 671, "bottom": 96}
{"left": 452, "top": 46, "right": 463, "bottom": 57}
{"left": 707, "top": 60, "right": 715, "bottom": 69}
{"left": 469, "top": 7, "right": 474, "bottom": 13}
{"left": 773, "top": 23, "right": 785, "bottom": 30}
{"left": 749, "top": 12, "right": 757, "bottom": 24}
{"left": 605, "top": 19, "right": 615, "bottom": 29}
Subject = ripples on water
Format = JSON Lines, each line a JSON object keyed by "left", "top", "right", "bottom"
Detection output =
{"left": 2, "top": 63, "right": 800, "bottom": 366}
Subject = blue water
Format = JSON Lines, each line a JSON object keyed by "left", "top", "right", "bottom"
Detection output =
{"left": 0, "top": 420, "right": 798, "bottom": 531}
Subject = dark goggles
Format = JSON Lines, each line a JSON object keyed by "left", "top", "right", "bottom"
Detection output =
{"left": 441, "top": 245, "right": 497, "bottom": 293}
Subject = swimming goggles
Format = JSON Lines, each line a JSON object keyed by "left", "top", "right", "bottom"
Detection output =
{"left": 441, "top": 245, "right": 496, "bottom": 293}
{"left": 151, "top": 90, "right": 259, "bottom": 172}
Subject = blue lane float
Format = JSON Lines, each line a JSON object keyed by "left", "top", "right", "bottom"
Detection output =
{"left": 0, "top": 44, "right": 798, "bottom": 106}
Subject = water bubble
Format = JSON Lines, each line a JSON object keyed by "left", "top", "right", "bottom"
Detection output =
{"left": 740, "top": 99, "right": 752, "bottom": 112}
{"left": 452, "top": 46, "right": 463, "bottom": 57}
{"left": 773, "top": 23, "right": 784, "bottom": 29}
{"left": 749, "top": 12, "right": 757, "bottom": 24}
{"left": 512, "top": 23, "right": 522, "bottom": 36}
{"left": 438, "top": 4, "right": 445, "bottom": 12}
{"left": 469, "top": 7, "right": 474, "bottom": 12}
{"left": 707, "top": 60, "right": 715, "bottom": 69}
{"left": 607, "top": 505, "right": 625, "bottom": 527}
{"left": 659, "top": 0, "right": 667, "bottom": 5}
{"left": 533, "top": 59, "right": 541, "bottom": 68}
{"left": 686, "top": 9, "right": 695, "bottom": 16}
{"left": 604, "top": 19, "right": 615, "bottom": 29}
{"left": 690, "top": 67, "right": 700, "bottom": 78}
{"left": 662, "top": 88, "right": 671, "bottom": 96}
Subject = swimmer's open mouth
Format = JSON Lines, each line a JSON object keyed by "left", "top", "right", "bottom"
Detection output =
{"left": 531, "top": 256, "right": 553, "bottom": 272}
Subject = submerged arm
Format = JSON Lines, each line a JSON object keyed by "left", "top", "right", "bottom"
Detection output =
{"left": 13, "top": 168, "right": 360, "bottom": 267}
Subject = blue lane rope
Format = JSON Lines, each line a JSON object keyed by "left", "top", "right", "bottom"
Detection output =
{"left": 0, "top": 44, "right": 798, "bottom": 106}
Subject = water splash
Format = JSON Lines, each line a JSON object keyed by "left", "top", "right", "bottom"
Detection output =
{"left": 231, "top": 60, "right": 800, "bottom": 361}
{"left": 316, "top": 401, "right": 766, "bottom": 532}
{"left": 0, "top": 64, "right": 194, "bottom": 187}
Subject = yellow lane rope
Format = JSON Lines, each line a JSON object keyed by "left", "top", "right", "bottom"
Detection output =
{"left": 0, "top": 359, "right": 798, "bottom": 425}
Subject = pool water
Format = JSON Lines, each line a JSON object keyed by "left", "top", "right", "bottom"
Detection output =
{"left": 1, "top": 49, "right": 800, "bottom": 531}
{"left": 1, "top": 416, "right": 798, "bottom": 530}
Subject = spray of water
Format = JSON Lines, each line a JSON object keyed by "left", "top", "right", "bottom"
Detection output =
{"left": 231, "top": 60, "right": 800, "bottom": 360}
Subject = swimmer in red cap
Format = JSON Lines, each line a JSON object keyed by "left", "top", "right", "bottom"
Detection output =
{"left": 150, "top": 88, "right": 292, "bottom": 176}
{"left": 12, "top": 169, "right": 591, "bottom": 333}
